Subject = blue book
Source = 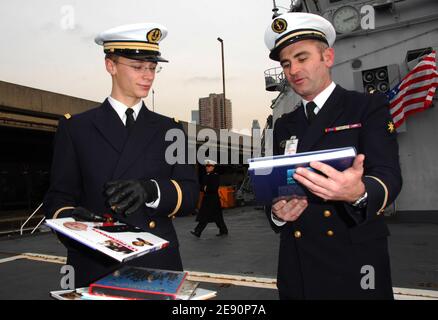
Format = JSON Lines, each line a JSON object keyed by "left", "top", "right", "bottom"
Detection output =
{"left": 248, "top": 147, "right": 357, "bottom": 204}
{"left": 89, "top": 266, "right": 188, "bottom": 300}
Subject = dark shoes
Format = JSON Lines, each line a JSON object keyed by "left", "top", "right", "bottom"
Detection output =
{"left": 191, "top": 230, "right": 227, "bottom": 237}
{"left": 190, "top": 231, "right": 201, "bottom": 238}
{"left": 216, "top": 232, "right": 228, "bottom": 237}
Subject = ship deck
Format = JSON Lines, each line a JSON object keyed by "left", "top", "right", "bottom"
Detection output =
{"left": 0, "top": 206, "right": 437, "bottom": 300}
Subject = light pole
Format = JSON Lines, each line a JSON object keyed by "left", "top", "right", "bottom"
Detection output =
{"left": 217, "top": 37, "right": 226, "bottom": 129}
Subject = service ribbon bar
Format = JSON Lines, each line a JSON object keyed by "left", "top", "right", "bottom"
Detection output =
{"left": 325, "top": 123, "right": 362, "bottom": 133}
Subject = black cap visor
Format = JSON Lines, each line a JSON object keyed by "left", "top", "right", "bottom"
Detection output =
{"left": 270, "top": 32, "right": 328, "bottom": 61}
{"left": 105, "top": 48, "right": 169, "bottom": 63}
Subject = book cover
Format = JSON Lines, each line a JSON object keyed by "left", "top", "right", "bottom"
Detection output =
{"left": 190, "top": 288, "right": 217, "bottom": 300}
{"left": 84, "top": 281, "right": 198, "bottom": 300}
{"left": 248, "top": 147, "right": 357, "bottom": 204}
{"left": 45, "top": 218, "right": 169, "bottom": 262}
{"left": 175, "top": 280, "right": 199, "bottom": 300}
{"left": 89, "top": 266, "right": 188, "bottom": 300}
{"left": 50, "top": 288, "right": 88, "bottom": 300}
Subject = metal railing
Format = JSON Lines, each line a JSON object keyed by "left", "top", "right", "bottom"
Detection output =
{"left": 264, "top": 67, "right": 285, "bottom": 91}
{"left": 20, "top": 202, "right": 45, "bottom": 235}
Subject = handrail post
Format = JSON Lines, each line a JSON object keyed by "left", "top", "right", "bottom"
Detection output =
{"left": 20, "top": 202, "right": 43, "bottom": 235}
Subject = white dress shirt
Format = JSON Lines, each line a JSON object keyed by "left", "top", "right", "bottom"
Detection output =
{"left": 107, "top": 96, "right": 161, "bottom": 208}
{"left": 302, "top": 81, "right": 336, "bottom": 118}
{"left": 107, "top": 96, "right": 142, "bottom": 124}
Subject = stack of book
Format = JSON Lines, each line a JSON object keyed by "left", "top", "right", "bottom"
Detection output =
{"left": 51, "top": 286, "right": 217, "bottom": 300}
{"left": 88, "top": 266, "right": 197, "bottom": 300}
{"left": 50, "top": 266, "right": 216, "bottom": 300}
{"left": 46, "top": 217, "right": 217, "bottom": 300}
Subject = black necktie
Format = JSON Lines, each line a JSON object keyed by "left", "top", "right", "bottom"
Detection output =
{"left": 305, "top": 101, "right": 317, "bottom": 124}
{"left": 125, "top": 108, "right": 135, "bottom": 134}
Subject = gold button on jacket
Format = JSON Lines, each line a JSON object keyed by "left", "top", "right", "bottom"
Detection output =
{"left": 323, "top": 210, "right": 332, "bottom": 218}
{"left": 294, "top": 231, "right": 302, "bottom": 238}
{"left": 327, "top": 230, "right": 334, "bottom": 237}
{"left": 148, "top": 221, "right": 156, "bottom": 229}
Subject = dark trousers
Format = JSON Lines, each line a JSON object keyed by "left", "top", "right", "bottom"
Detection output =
{"left": 194, "top": 216, "right": 228, "bottom": 235}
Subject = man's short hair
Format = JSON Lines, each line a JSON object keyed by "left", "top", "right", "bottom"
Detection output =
{"left": 105, "top": 53, "right": 119, "bottom": 62}
{"left": 315, "top": 41, "right": 329, "bottom": 55}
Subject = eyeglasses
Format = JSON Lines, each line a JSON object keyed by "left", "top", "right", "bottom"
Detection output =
{"left": 114, "top": 61, "right": 162, "bottom": 74}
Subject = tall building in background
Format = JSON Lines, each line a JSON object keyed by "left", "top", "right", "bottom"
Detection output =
{"left": 251, "top": 120, "right": 261, "bottom": 137}
{"left": 251, "top": 120, "right": 260, "bottom": 131}
{"left": 199, "top": 93, "right": 232, "bottom": 129}
{"left": 191, "top": 110, "right": 199, "bottom": 124}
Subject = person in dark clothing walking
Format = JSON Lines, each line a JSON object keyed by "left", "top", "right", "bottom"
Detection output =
{"left": 191, "top": 160, "right": 228, "bottom": 237}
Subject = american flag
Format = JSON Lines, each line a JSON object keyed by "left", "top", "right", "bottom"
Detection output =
{"left": 387, "top": 51, "right": 438, "bottom": 128}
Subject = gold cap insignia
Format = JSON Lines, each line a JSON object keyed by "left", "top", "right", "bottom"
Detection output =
{"left": 272, "top": 18, "right": 288, "bottom": 34}
{"left": 387, "top": 121, "right": 395, "bottom": 133}
{"left": 147, "top": 28, "right": 162, "bottom": 43}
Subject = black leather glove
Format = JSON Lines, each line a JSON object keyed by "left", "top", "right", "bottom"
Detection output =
{"left": 57, "top": 206, "right": 105, "bottom": 222}
{"left": 104, "top": 180, "right": 158, "bottom": 216}
{"left": 71, "top": 207, "right": 106, "bottom": 222}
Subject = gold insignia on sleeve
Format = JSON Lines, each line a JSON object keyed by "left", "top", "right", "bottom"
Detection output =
{"left": 53, "top": 206, "right": 75, "bottom": 219}
{"left": 168, "top": 180, "right": 183, "bottom": 218}
{"left": 272, "top": 18, "right": 288, "bottom": 34}
{"left": 365, "top": 175, "right": 389, "bottom": 215}
{"left": 387, "top": 121, "right": 395, "bottom": 133}
{"left": 64, "top": 113, "right": 72, "bottom": 119}
{"left": 147, "top": 28, "right": 162, "bottom": 43}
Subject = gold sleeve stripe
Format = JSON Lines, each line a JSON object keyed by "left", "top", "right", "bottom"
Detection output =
{"left": 168, "top": 180, "right": 183, "bottom": 218}
{"left": 365, "top": 175, "right": 388, "bottom": 215}
{"left": 53, "top": 206, "right": 75, "bottom": 219}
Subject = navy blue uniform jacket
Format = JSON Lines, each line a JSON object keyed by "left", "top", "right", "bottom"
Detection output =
{"left": 43, "top": 99, "right": 198, "bottom": 287}
{"left": 269, "top": 85, "right": 402, "bottom": 299}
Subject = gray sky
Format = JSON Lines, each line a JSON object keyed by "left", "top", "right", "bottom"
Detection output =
{"left": 0, "top": 0, "right": 286, "bottom": 131}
